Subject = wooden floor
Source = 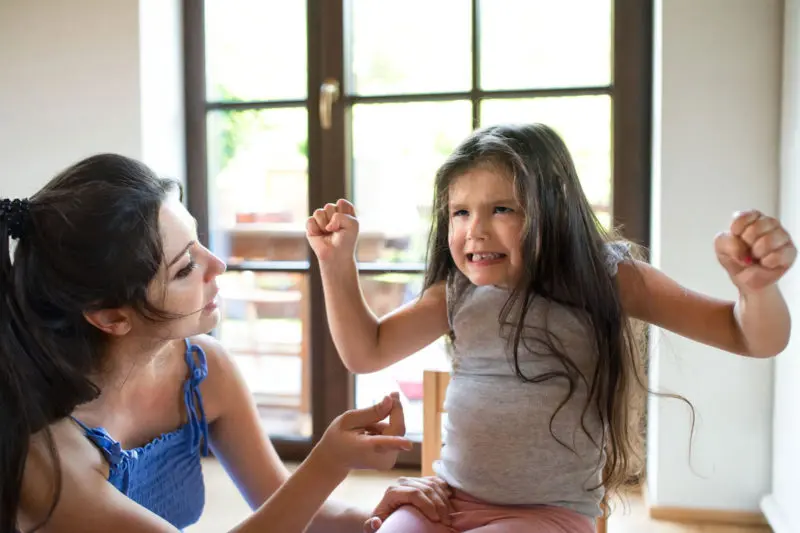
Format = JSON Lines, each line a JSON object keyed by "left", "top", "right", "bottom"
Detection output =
{"left": 187, "top": 458, "right": 772, "bottom": 533}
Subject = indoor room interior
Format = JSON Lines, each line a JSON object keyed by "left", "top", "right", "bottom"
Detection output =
{"left": 1, "top": 1, "right": 798, "bottom": 532}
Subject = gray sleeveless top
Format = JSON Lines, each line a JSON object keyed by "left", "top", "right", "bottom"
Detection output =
{"left": 433, "top": 242, "right": 629, "bottom": 518}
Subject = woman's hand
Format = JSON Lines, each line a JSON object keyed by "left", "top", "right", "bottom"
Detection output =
{"left": 315, "top": 393, "right": 412, "bottom": 477}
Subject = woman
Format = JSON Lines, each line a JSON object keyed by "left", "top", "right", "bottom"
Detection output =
{"left": 0, "top": 154, "right": 450, "bottom": 533}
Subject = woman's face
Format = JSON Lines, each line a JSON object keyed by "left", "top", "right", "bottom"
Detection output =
{"left": 141, "top": 197, "right": 227, "bottom": 340}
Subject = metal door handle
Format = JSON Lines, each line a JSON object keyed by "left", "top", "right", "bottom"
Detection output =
{"left": 319, "top": 78, "right": 340, "bottom": 130}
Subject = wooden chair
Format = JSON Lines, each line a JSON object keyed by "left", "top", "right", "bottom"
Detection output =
{"left": 422, "top": 370, "right": 609, "bottom": 533}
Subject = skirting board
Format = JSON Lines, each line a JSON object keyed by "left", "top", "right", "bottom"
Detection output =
{"left": 648, "top": 506, "right": 768, "bottom": 526}
{"left": 642, "top": 483, "right": 767, "bottom": 527}
{"left": 761, "top": 494, "right": 797, "bottom": 533}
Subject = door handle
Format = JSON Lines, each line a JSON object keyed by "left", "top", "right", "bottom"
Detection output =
{"left": 319, "top": 78, "right": 340, "bottom": 130}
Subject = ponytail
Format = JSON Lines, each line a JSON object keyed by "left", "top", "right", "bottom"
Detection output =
{"left": 0, "top": 199, "right": 95, "bottom": 533}
{"left": 0, "top": 199, "right": 39, "bottom": 532}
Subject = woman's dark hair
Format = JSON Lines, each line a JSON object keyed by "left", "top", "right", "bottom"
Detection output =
{"left": 0, "top": 153, "right": 180, "bottom": 532}
{"left": 423, "top": 123, "right": 691, "bottom": 499}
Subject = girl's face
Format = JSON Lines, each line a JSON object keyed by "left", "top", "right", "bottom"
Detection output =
{"left": 447, "top": 167, "right": 525, "bottom": 288}
{"left": 141, "top": 197, "right": 227, "bottom": 339}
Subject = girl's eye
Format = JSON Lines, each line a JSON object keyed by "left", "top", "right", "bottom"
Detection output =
{"left": 495, "top": 206, "right": 513, "bottom": 214}
{"left": 176, "top": 260, "right": 197, "bottom": 279}
{"left": 452, "top": 209, "right": 468, "bottom": 217}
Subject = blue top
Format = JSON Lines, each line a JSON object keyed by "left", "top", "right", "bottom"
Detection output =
{"left": 71, "top": 339, "right": 210, "bottom": 530}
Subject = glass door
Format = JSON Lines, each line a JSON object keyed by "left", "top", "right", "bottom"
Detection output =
{"left": 184, "top": 0, "right": 651, "bottom": 464}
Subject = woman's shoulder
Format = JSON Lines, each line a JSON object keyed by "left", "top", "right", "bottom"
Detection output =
{"left": 19, "top": 418, "right": 108, "bottom": 528}
{"left": 188, "top": 334, "right": 245, "bottom": 424}
{"left": 33, "top": 418, "right": 109, "bottom": 477}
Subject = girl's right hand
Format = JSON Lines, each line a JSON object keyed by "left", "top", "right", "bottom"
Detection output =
{"left": 364, "top": 476, "right": 454, "bottom": 532}
{"left": 306, "top": 198, "right": 360, "bottom": 263}
{"left": 313, "top": 393, "right": 412, "bottom": 476}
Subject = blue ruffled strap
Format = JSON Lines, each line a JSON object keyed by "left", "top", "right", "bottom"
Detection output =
{"left": 70, "top": 417, "right": 137, "bottom": 493}
{"left": 183, "top": 339, "right": 210, "bottom": 456}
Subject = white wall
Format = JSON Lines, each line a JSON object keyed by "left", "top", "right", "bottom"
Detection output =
{"left": 648, "top": 0, "right": 783, "bottom": 513}
{"left": 0, "top": 0, "right": 143, "bottom": 196}
{"left": 0, "top": 0, "right": 183, "bottom": 197}
{"left": 762, "top": 1, "right": 800, "bottom": 531}
{"left": 139, "top": 0, "right": 186, "bottom": 184}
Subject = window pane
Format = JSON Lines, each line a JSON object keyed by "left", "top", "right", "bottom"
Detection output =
{"left": 204, "top": 0, "right": 307, "bottom": 102}
{"left": 351, "top": 101, "right": 473, "bottom": 263}
{"left": 479, "top": 0, "right": 612, "bottom": 90}
{"left": 481, "top": 96, "right": 612, "bottom": 226}
{"left": 218, "top": 271, "right": 311, "bottom": 439}
{"left": 206, "top": 108, "right": 308, "bottom": 263}
{"left": 347, "top": 0, "right": 471, "bottom": 95}
{"left": 354, "top": 273, "right": 451, "bottom": 441}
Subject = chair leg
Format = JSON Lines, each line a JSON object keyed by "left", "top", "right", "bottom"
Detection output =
{"left": 596, "top": 498, "right": 608, "bottom": 533}
{"left": 421, "top": 371, "right": 440, "bottom": 477}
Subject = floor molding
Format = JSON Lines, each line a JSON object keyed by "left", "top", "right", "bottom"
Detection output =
{"left": 648, "top": 505, "right": 767, "bottom": 526}
{"left": 760, "top": 494, "right": 797, "bottom": 533}
{"left": 643, "top": 483, "right": 767, "bottom": 526}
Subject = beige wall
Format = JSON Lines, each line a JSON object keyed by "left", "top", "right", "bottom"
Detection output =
{"left": 648, "top": 0, "right": 782, "bottom": 513}
{"left": 0, "top": 0, "right": 183, "bottom": 195}
{"left": 0, "top": 0, "right": 143, "bottom": 195}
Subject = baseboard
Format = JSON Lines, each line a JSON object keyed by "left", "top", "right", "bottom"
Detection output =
{"left": 761, "top": 494, "right": 798, "bottom": 533}
{"left": 648, "top": 505, "right": 768, "bottom": 526}
{"left": 641, "top": 480, "right": 768, "bottom": 526}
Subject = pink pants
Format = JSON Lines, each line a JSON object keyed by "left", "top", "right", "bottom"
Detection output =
{"left": 378, "top": 490, "right": 595, "bottom": 533}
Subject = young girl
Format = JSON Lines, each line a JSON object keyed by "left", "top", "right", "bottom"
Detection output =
{"left": 307, "top": 123, "right": 796, "bottom": 532}
{"left": 0, "top": 153, "right": 451, "bottom": 533}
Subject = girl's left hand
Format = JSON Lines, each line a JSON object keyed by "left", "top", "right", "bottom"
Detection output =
{"left": 715, "top": 210, "right": 797, "bottom": 292}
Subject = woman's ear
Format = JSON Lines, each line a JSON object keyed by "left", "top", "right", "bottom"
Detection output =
{"left": 83, "top": 308, "right": 133, "bottom": 336}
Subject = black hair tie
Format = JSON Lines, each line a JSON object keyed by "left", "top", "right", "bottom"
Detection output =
{"left": 0, "top": 198, "right": 31, "bottom": 239}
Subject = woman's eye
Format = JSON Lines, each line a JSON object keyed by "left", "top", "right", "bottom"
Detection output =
{"left": 176, "top": 261, "right": 197, "bottom": 279}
